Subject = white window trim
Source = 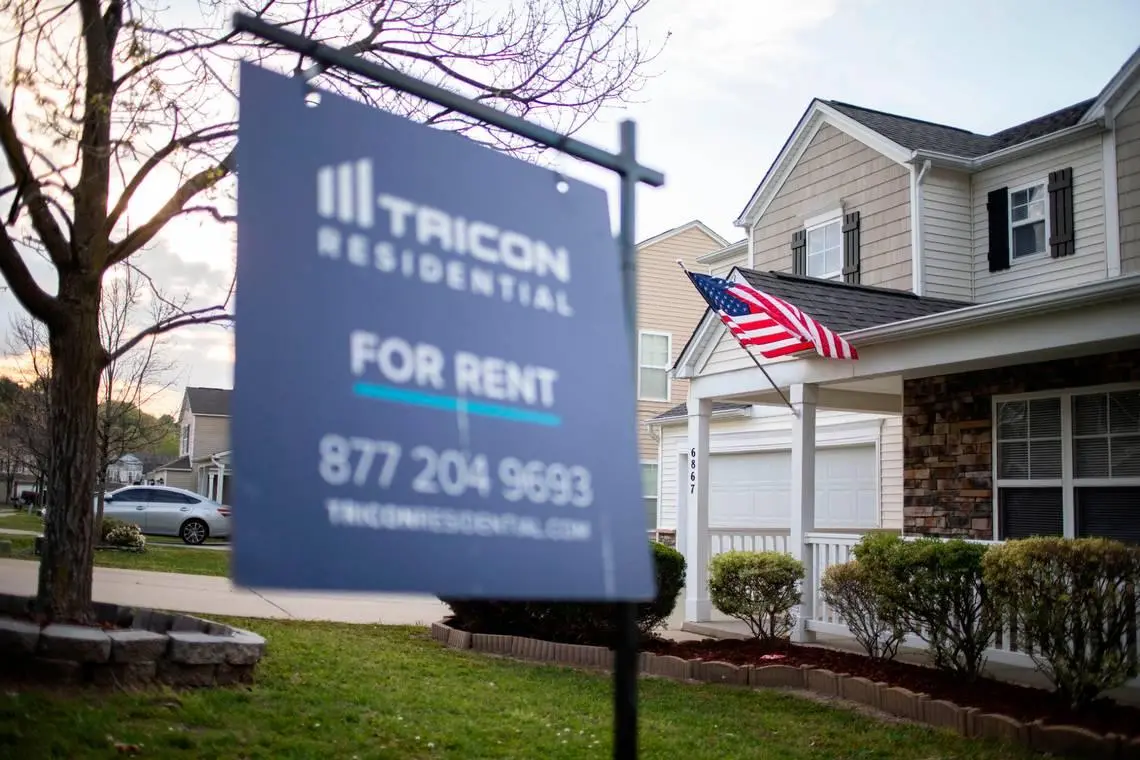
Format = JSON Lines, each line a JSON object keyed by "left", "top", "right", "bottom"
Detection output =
{"left": 992, "top": 381, "right": 1140, "bottom": 539}
{"left": 803, "top": 210, "right": 843, "bottom": 281}
{"left": 641, "top": 459, "right": 660, "bottom": 529}
{"left": 1007, "top": 179, "right": 1050, "bottom": 262}
{"left": 637, "top": 330, "right": 672, "bottom": 402}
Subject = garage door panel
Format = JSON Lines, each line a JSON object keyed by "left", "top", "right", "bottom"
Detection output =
{"left": 708, "top": 445, "right": 877, "bottom": 530}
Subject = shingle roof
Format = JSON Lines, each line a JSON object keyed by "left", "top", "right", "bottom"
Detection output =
{"left": 827, "top": 98, "right": 1095, "bottom": 158}
{"left": 154, "top": 456, "right": 192, "bottom": 471}
{"left": 649, "top": 401, "right": 752, "bottom": 423}
{"left": 736, "top": 270, "right": 971, "bottom": 333}
{"left": 185, "top": 387, "right": 231, "bottom": 417}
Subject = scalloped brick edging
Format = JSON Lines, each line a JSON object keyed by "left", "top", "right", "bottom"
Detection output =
{"left": 0, "top": 593, "right": 265, "bottom": 689}
{"left": 431, "top": 621, "right": 1140, "bottom": 760}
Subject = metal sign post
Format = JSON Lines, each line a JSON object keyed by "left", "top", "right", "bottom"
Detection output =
{"left": 231, "top": 14, "right": 664, "bottom": 759}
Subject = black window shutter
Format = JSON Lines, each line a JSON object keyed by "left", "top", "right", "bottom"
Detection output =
{"left": 1048, "top": 167, "right": 1075, "bottom": 258}
{"left": 987, "top": 187, "right": 1010, "bottom": 272}
{"left": 791, "top": 229, "right": 807, "bottom": 275}
{"left": 842, "top": 211, "right": 861, "bottom": 284}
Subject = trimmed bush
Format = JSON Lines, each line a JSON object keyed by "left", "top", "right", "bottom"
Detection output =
{"left": 983, "top": 536, "right": 1140, "bottom": 709}
{"left": 854, "top": 533, "right": 994, "bottom": 679}
{"left": 441, "top": 541, "right": 686, "bottom": 645}
{"left": 820, "top": 560, "right": 906, "bottom": 660}
{"left": 103, "top": 521, "right": 146, "bottom": 551}
{"left": 707, "top": 550, "right": 803, "bottom": 641}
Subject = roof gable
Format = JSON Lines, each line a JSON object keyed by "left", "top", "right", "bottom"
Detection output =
{"left": 1084, "top": 46, "right": 1140, "bottom": 123}
{"left": 185, "top": 387, "right": 231, "bottom": 417}
{"left": 637, "top": 220, "right": 729, "bottom": 251}
{"left": 672, "top": 270, "right": 970, "bottom": 378}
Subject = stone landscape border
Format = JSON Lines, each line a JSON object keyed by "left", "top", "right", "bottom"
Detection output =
{"left": 0, "top": 593, "right": 265, "bottom": 689}
{"left": 431, "top": 620, "right": 1140, "bottom": 760}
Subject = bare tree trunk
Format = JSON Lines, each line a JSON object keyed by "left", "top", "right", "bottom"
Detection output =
{"left": 35, "top": 274, "right": 103, "bottom": 623}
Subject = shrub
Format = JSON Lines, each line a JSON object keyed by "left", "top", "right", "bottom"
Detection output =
{"left": 854, "top": 533, "right": 994, "bottom": 679}
{"left": 983, "top": 536, "right": 1140, "bottom": 709}
{"left": 103, "top": 521, "right": 146, "bottom": 551}
{"left": 441, "top": 541, "right": 685, "bottom": 645}
{"left": 99, "top": 517, "right": 136, "bottom": 543}
{"left": 707, "top": 550, "right": 803, "bottom": 641}
{"left": 820, "top": 560, "right": 906, "bottom": 660}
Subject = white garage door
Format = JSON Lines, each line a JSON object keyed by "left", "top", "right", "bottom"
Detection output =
{"left": 709, "top": 445, "right": 878, "bottom": 529}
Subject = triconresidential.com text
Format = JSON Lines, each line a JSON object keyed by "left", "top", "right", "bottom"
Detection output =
{"left": 324, "top": 499, "right": 591, "bottom": 541}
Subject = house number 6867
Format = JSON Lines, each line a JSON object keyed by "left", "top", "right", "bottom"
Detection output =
{"left": 689, "top": 447, "right": 697, "bottom": 494}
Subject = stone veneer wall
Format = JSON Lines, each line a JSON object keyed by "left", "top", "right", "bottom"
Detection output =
{"left": 903, "top": 348, "right": 1140, "bottom": 539}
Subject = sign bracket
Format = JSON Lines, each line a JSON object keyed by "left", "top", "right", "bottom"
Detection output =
{"left": 231, "top": 13, "right": 664, "bottom": 760}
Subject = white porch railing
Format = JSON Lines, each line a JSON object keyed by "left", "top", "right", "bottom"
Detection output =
{"left": 710, "top": 528, "right": 790, "bottom": 557}
{"left": 694, "top": 528, "right": 1140, "bottom": 687}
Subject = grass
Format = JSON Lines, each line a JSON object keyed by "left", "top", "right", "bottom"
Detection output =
{"left": 0, "top": 619, "right": 1042, "bottom": 760}
{"left": 1, "top": 535, "right": 229, "bottom": 577}
{"left": 0, "top": 510, "right": 47, "bottom": 532}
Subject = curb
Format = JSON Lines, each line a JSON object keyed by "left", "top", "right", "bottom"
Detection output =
{"left": 430, "top": 620, "right": 1139, "bottom": 760}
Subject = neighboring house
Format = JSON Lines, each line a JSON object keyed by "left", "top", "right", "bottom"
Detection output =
{"left": 666, "top": 43, "right": 1140, "bottom": 651}
{"left": 149, "top": 387, "right": 233, "bottom": 502}
{"left": 633, "top": 221, "right": 729, "bottom": 536}
{"left": 105, "top": 454, "right": 144, "bottom": 484}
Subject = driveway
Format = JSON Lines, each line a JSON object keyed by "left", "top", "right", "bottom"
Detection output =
{"left": 0, "top": 558, "right": 448, "bottom": 625}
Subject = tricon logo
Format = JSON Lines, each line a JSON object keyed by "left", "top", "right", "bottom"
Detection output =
{"left": 316, "top": 158, "right": 373, "bottom": 228}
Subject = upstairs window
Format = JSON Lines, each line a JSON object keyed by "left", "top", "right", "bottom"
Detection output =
{"left": 806, "top": 218, "right": 842, "bottom": 279}
{"left": 180, "top": 425, "right": 191, "bottom": 456}
{"left": 638, "top": 332, "right": 671, "bottom": 401}
{"left": 1009, "top": 181, "right": 1047, "bottom": 259}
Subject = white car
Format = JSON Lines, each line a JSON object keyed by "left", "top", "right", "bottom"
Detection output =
{"left": 100, "top": 485, "right": 232, "bottom": 545}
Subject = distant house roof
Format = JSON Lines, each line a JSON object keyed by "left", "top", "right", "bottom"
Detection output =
{"left": 185, "top": 387, "right": 231, "bottom": 417}
{"left": 734, "top": 269, "right": 971, "bottom": 333}
{"left": 826, "top": 98, "right": 1095, "bottom": 159}
{"left": 649, "top": 401, "right": 752, "bottom": 424}
{"left": 153, "top": 456, "right": 192, "bottom": 472}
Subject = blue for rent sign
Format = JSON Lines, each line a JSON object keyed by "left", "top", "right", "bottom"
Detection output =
{"left": 231, "top": 62, "right": 655, "bottom": 601}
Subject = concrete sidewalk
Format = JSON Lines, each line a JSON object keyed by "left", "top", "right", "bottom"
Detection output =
{"left": 0, "top": 558, "right": 448, "bottom": 625}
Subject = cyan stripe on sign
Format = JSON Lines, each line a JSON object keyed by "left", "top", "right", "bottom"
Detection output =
{"left": 352, "top": 382, "right": 562, "bottom": 427}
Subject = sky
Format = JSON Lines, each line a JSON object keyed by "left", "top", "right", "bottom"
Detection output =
{"left": 0, "top": 0, "right": 1138, "bottom": 416}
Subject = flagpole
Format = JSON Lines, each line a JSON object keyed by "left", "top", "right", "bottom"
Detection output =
{"left": 676, "top": 261, "right": 798, "bottom": 416}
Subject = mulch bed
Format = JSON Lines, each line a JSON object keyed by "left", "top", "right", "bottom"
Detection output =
{"left": 643, "top": 636, "right": 1140, "bottom": 738}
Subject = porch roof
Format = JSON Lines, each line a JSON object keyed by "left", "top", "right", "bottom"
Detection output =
{"left": 192, "top": 450, "right": 232, "bottom": 467}
{"left": 684, "top": 273, "right": 1140, "bottom": 413}
{"left": 152, "top": 455, "right": 191, "bottom": 472}
{"left": 673, "top": 268, "right": 972, "bottom": 377}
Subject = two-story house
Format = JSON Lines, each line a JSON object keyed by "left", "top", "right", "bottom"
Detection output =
{"left": 633, "top": 220, "right": 730, "bottom": 537}
{"left": 149, "top": 386, "right": 233, "bottom": 502}
{"left": 664, "top": 47, "right": 1140, "bottom": 625}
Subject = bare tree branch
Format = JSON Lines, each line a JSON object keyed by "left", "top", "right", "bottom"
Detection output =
{"left": 106, "top": 306, "right": 232, "bottom": 365}
{"left": 0, "top": 99, "right": 71, "bottom": 267}
{"left": 0, "top": 226, "right": 62, "bottom": 325}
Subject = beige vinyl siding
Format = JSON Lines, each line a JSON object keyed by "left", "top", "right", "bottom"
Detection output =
{"left": 751, "top": 123, "right": 912, "bottom": 291}
{"left": 160, "top": 470, "right": 195, "bottom": 490}
{"left": 635, "top": 225, "right": 724, "bottom": 459}
{"left": 878, "top": 414, "right": 903, "bottom": 529}
{"left": 192, "top": 416, "right": 231, "bottom": 459}
{"left": 972, "top": 133, "right": 1106, "bottom": 300}
{"left": 920, "top": 168, "right": 973, "bottom": 301}
{"left": 1118, "top": 89, "right": 1140, "bottom": 275}
{"left": 656, "top": 409, "right": 894, "bottom": 531}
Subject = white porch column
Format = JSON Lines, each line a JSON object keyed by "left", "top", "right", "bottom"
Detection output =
{"left": 216, "top": 463, "right": 226, "bottom": 503}
{"left": 683, "top": 392, "right": 712, "bottom": 622}
{"left": 789, "top": 383, "right": 818, "bottom": 643}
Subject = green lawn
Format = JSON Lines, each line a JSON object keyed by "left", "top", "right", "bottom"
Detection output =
{"left": 1, "top": 535, "right": 229, "bottom": 577}
{"left": 0, "top": 511, "right": 46, "bottom": 532}
{"left": 0, "top": 620, "right": 1040, "bottom": 759}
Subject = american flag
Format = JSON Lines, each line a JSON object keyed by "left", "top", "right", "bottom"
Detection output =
{"left": 685, "top": 271, "right": 858, "bottom": 360}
